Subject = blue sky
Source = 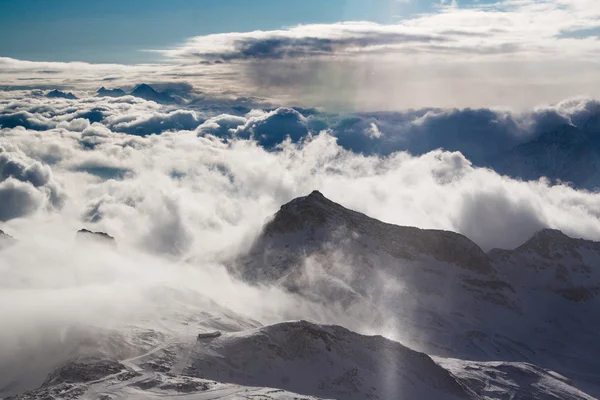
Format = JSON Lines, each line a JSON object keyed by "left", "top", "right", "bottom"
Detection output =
{"left": 0, "top": 0, "right": 443, "bottom": 64}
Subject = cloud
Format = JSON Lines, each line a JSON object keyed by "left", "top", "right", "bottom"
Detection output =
{"left": 0, "top": 145, "right": 64, "bottom": 220}
{"left": 107, "top": 109, "right": 204, "bottom": 136}
{"left": 196, "top": 114, "right": 248, "bottom": 139}
{"left": 0, "top": 178, "right": 44, "bottom": 221}
{"left": 0, "top": 1, "right": 599, "bottom": 110}
{"left": 158, "top": 23, "right": 447, "bottom": 62}
{"left": 232, "top": 108, "right": 310, "bottom": 147}
{"left": 3, "top": 94, "right": 600, "bottom": 188}
{"left": 4, "top": 93, "right": 600, "bottom": 252}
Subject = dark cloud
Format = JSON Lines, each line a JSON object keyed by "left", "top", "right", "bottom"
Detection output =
{"left": 0, "top": 111, "right": 55, "bottom": 130}
{"left": 234, "top": 108, "right": 310, "bottom": 148}
{"left": 199, "top": 32, "right": 447, "bottom": 62}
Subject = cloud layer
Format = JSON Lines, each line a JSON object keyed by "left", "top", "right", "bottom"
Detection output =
{"left": 2, "top": 91, "right": 600, "bottom": 253}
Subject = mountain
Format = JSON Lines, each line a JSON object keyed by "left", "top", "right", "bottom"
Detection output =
{"left": 491, "top": 110, "right": 600, "bottom": 190}
{"left": 46, "top": 90, "right": 77, "bottom": 100}
{"left": 96, "top": 86, "right": 126, "bottom": 97}
{"left": 237, "top": 191, "right": 600, "bottom": 397}
{"left": 184, "top": 320, "right": 472, "bottom": 400}
{"left": 0, "top": 228, "right": 15, "bottom": 249}
{"left": 130, "top": 84, "right": 178, "bottom": 104}
{"left": 4, "top": 194, "right": 600, "bottom": 399}
{"left": 238, "top": 189, "right": 518, "bottom": 318}
{"left": 489, "top": 228, "right": 600, "bottom": 301}
{"left": 0, "top": 286, "right": 262, "bottom": 398}
{"left": 76, "top": 228, "right": 116, "bottom": 246}
{"left": 242, "top": 190, "right": 494, "bottom": 277}
{"left": 8, "top": 319, "right": 593, "bottom": 400}
{"left": 439, "top": 358, "right": 597, "bottom": 400}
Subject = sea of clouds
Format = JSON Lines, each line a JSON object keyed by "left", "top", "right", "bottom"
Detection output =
{"left": 3, "top": 88, "right": 600, "bottom": 395}
{"left": 2, "top": 91, "right": 600, "bottom": 253}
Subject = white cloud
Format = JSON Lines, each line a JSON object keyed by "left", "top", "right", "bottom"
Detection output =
{"left": 2, "top": 94, "right": 600, "bottom": 252}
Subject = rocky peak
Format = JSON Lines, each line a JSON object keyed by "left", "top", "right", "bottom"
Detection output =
{"left": 254, "top": 191, "right": 494, "bottom": 275}
{"left": 515, "top": 228, "right": 587, "bottom": 256}
{"left": 264, "top": 190, "right": 346, "bottom": 236}
{"left": 76, "top": 229, "right": 115, "bottom": 245}
{"left": 46, "top": 89, "right": 77, "bottom": 100}
{"left": 96, "top": 87, "right": 126, "bottom": 97}
{"left": 131, "top": 84, "right": 177, "bottom": 104}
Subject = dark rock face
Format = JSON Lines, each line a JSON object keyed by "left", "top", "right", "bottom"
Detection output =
{"left": 247, "top": 190, "right": 495, "bottom": 278}
{"left": 46, "top": 90, "right": 77, "bottom": 100}
{"left": 237, "top": 191, "right": 517, "bottom": 316}
{"left": 96, "top": 87, "right": 126, "bottom": 97}
{"left": 42, "top": 358, "right": 124, "bottom": 386}
{"left": 76, "top": 229, "right": 116, "bottom": 245}
{"left": 130, "top": 84, "right": 177, "bottom": 104}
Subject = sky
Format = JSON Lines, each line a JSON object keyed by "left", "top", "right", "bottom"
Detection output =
{"left": 0, "top": 0, "right": 438, "bottom": 64}
{"left": 1, "top": 0, "right": 600, "bottom": 110}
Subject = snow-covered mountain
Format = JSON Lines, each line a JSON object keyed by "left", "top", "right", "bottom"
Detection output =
{"left": 489, "top": 228, "right": 600, "bottom": 301}
{"left": 491, "top": 110, "right": 600, "bottom": 190}
{"left": 130, "top": 84, "right": 178, "bottom": 104}
{"left": 237, "top": 191, "right": 600, "bottom": 397}
{"left": 3, "top": 194, "right": 600, "bottom": 399}
{"left": 183, "top": 320, "right": 472, "bottom": 400}
{"left": 46, "top": 90, "right": 78, "bottom": 100}
{"left": 96, "top": 87, "right": 127, "bottom": 98}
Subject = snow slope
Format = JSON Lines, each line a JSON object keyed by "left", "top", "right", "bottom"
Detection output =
{"left": 236, "top": 191, "right": 600, "bottom": 397}
{"left": 4, "top": 194, "right": 600, "bottom": 399}
{"left": 184, "top": 320, "right": 472, "bottom": 400}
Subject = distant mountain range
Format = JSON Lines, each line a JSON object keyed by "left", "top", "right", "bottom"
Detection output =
{"left": 46, "top": 89, "right": 77, "bottom": 100}
{"left": 96, "top": 87, "right": 127, "bottom": 97}
{"left": 95, "top": 84, "right": 179, "bottom": 104}
{"left": 490, "top": 111, "right": 600, "bottom": 189}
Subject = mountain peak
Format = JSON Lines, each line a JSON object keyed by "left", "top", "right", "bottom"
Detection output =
{"left": 96, "top": 87, "right": 126, "bottom": 97}
{"left": 533, "top": 228, "right": 568, "bottom": 239}
{"left": 308, "top": 189, "right": 324, "bottom": 198}
{"left": 521, "top": 228, "right": 570, "bottom": 247}
{"left": 77, "top": 229, "right": 116, "bottom": 245}
{"left": 247, "top": 191, "right": 495, "bottom": 278}
{"left": 133, "top": 83, "right": 154, "bottom": 92}
{"left": 265, "top": 191, "right": 346, "bottom": 236}
{"left": 130, "top": 84, "right": 177, "bottom": 104}
{"left": 513, "top": 228, "right": 590, "bottom": 257}
{"left": 46, "top": 89, "right": 78, "bottom": 100}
